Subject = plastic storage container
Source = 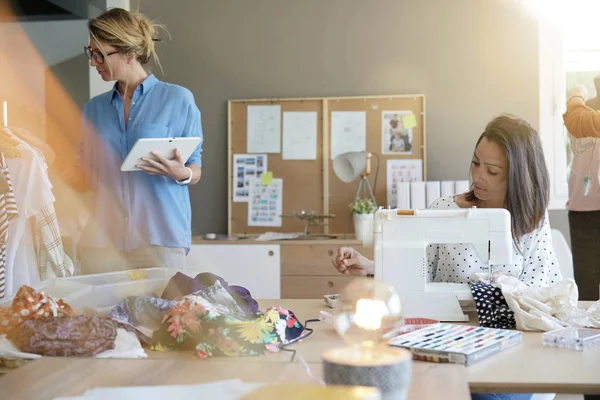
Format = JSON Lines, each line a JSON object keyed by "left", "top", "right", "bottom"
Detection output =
{"left": 0, "top": 279, "right": 92, "bottom": 309}
{"left": 542, "top": 327, "right": 600, "bottom": 351}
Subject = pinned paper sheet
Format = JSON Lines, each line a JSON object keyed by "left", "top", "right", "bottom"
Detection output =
{"left": 282, "top": 111, "right": 317, "bottom": 160}
{"left": 247, "top": 105, "right": 281, "bottom": 153}
{"left": 233, "top": 154, "right": 268, "bottom": 202}
{"left": 386, "top": 159, "right": 423, "bottom": 208}
{"left": 248, "top": 178, "right": 283, "bottom": 227}
{"left": 402, "top": 114, "right": 417, "bottom": 129}
{"left": 330, "top": 111, "right": 366, "bottom": 159}
{"left": 260, "top": 171, "right": 273, "bottom": 185}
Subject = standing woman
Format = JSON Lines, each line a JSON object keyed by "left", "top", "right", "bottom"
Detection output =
{"left": 563, "top": 84, "right": 600, "bottom": 301}
{"left": 64, "top": 8, "right": 203, "bottom": 273}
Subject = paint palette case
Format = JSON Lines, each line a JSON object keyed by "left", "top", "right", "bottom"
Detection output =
{"left": 388, "top": 323, "right": 522, "bottom": 366}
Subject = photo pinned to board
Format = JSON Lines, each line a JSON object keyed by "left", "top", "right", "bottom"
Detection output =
{"left": 233, "top": 154, "right": 268, "bottom": 202}
{"left": 382, "top": 110, "right": 414, "bottom": 155}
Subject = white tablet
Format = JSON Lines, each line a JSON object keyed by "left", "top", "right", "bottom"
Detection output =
{"left": 120, "top": 137, "right": 202, "bottom": 172}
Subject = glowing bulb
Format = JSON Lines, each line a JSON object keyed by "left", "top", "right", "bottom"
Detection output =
{"left": 354, "top": 299, "right": 386, "bottom": 331}
{"left": 334, "top": 278, "right": 403, "bottom": 358}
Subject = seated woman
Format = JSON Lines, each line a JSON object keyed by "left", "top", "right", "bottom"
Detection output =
{"left": 332, "top": 115, "right": 563, "bottom": 400}
{"left": 333, "top": 115, "right": 562, "bottom": 287}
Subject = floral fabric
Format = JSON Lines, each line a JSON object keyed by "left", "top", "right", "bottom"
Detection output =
{"left": 151, "top": 298, "right": 304, "bottom": 359}
{"left": 161, "top": 272, "right": 259, "bottom": 315}
{"left": 0, "top": 285, "right": 76, "bottom": 337}
{"left": 108, "top": 296, "right": 177, "bottom": 345}
{"left": 14, "top": 315, "right": 117, "bottom": 357}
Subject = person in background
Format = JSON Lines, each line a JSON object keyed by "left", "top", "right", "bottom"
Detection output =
{"left": 63, "top": 8, "right": 203, "bottom": 273}
{"left": 563, "top": 84, "right": 600, "bottom": 303}
{"left": 333, "top": 115, "right": 563, "bottom": 400}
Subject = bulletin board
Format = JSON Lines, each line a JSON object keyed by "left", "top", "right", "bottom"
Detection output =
{"left": 228, "top": 95, "right": 426, "bottom": 235}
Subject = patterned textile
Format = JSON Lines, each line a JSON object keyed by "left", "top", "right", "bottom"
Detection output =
{"left": 151, "top": 285, "right": 304, "bottom": 359}
{"left": 14, "top": 315, "right": 117, "bottom": 356}
{"left": 0, "top": 153, "right": 19, "bottom": 299}
{"left": 0, "top": 285, "right": 76, "bottom": 337}
{"left": 108, "top": 296, "right": 177, "bottom": 345}
{"left": 161, "top": 272, "right": 259, "bottom": 315}
{"left": 470, "top": 282, "right": 516, "bottom": 329}
{"left": 33, "top": 203, "right": 74, "bottom": 279}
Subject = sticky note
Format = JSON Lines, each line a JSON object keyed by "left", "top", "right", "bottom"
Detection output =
{"left": 402, "top": 114, "right": 417, "bottom": 129}
{"left": 261, "top": 171, "right": 273, "bottom": 185}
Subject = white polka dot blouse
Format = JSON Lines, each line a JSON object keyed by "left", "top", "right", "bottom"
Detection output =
{"left": 426, "top": 196, "right": 563, "bottom": 287}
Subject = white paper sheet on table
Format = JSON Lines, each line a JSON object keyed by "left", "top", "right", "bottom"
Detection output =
{"left": 53, "top": 379, "right": 264, "bottom": 400}
{"left": 248, "top": 177, "right": 283, "bottom": 227}
{"left": 386, "top": 159, "right": 422, "bottom": 208}
{"left": 247, "top": 105, "right": 281, "bottom": 153}
{"left": 282, "top": 111, "right": 317, "bottom": 160}
{"left": 330, "top": 111, "right": 366, "bottom": 159}
{"left": 255, "top": 231, "right": 303, "bottom": 241}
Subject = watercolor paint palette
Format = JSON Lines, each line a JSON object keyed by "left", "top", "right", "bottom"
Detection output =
{"left": 388, "top": 323, "right": 522, "bottom": 366}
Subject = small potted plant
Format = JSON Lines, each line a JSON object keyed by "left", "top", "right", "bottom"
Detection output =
{"left": 349, "top": 198, "right": 377, "bottom": 240}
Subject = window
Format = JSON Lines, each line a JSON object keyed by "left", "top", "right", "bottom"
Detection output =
{"left": 536, "top": 0, "right": 600, "bottom": 209}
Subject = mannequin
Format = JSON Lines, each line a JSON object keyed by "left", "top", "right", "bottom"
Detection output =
{"left": 585, "top": 75, "right": 600, "bottom": 110}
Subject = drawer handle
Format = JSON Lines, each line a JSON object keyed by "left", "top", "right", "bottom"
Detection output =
{"left": 268, "top": 251, "right": 274, "bottom": 256}
{"left": 327, "top": 250, "right": 333, "bottom": 257}
{"left": 327, "top": 281, "right": 334, "bottom": 288}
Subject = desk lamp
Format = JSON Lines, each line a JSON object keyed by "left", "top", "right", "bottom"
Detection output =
{"left": 323, "top": 278, "right": 412, "bottom": 400}
{"left": 333, "top": 151, "right": 379, "bottom": 238}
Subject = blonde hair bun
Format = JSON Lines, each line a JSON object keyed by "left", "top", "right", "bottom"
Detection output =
{"left": 88, "top": 7, "right": 169, "bottom": 71}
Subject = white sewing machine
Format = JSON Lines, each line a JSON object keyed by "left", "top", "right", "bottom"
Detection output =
{"left": 362, "top": 207, "right": 512, "bottom": 321}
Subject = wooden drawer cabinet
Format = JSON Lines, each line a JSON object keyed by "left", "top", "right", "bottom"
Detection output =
{"left": 280, "top": 242, "right": 373, "bottom": 298}
{"left": 190, "top": 238, "right": 372, "bottom": 299}
{"left": 281, "top": 276, "right": 355, "bottom": 299}
{"left": 280, "top": 244, "right": 373, "bottom": 276}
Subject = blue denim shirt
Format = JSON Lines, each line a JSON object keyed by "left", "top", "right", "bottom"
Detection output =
{"left": 77, "top": 74, "right": 202, "bottom": 252}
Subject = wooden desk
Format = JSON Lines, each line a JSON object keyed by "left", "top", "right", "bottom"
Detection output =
{"left": 255, "top": 300, "right": 600, "bottom": 395}
{"left": 1, "top": 299, "right": 599, "bottom": 397}
{"left": 0, "top": 354, "right": 469, "bottom": 400}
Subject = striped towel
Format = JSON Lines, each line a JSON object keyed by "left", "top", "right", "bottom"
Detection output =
{"left": 0, "top": 153, "right": 19, "bottom": 299}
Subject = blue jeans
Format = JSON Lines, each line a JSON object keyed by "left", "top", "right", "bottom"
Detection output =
{"left": 471, "top": 394, "right": 532, "bottom": 400}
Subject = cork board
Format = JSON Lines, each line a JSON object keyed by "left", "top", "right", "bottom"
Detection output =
{"left": 228, "top": 99, "right": 325, "bottom": 235}
{"left": 228, "top": 95, "right": 426, "bottom": 235}
{"left": 327, "top": 95, "right": 426, "bottom": 234}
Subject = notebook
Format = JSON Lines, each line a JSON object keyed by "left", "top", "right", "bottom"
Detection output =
{"left": 388, "top": 323, "right": 522, "bottom": 366}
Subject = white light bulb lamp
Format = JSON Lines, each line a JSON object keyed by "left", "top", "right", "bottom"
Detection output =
{"left": 323, "top": 278, "right": 412, "bottom": 400}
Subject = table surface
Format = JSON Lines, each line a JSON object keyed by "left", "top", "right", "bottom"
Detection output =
{"left": 1, "top": 299, "right": 600, "bottom": 398}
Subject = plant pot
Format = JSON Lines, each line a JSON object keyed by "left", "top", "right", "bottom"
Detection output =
{"left": 353, "top": 213, "right": 374, "bottom": 241}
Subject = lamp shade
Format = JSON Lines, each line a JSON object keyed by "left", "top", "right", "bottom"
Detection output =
{"left": 333, "top": 151, "right": 368, "bottom": 183}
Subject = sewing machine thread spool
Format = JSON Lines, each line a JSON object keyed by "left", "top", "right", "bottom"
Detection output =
{"left": 322, "top": 346, "right": 412, "bottom": 400}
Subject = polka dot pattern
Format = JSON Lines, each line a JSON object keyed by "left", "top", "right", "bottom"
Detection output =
{"left": 470, "top": 282, "right": 516, "bottom": 329}
{"left": 426, "top": 196, "right": 562, "bottom": 287}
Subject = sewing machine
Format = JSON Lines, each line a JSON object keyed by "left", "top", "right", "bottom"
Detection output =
{"left": 363, "top": 208, "right": 512, "bottom": 321}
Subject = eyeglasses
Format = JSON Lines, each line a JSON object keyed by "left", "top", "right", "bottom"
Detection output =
{"left": 84, "top": 46, "right": 119, "bottom": 64}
